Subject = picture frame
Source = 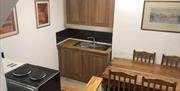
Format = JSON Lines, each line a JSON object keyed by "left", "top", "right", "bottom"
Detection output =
{"left": 35, "top": 0, "right": 50, "bottom": 28}
{"left": 0, "top": 8, "right": 19, "bottom": 39}
{"left": 141, "top": 1, "right": 180, "bottom": 33}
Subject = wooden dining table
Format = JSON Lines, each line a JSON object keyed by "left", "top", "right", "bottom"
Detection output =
{"left": 102, "top": 58, "right": 180, "bottom": 91}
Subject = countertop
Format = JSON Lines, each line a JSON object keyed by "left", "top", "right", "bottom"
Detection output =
{"left": 57, "top": 39, "right": 112, "bottom": 55}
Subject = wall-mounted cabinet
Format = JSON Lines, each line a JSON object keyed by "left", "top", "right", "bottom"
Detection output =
{"left": 66, "top": 0, "right": 115, "bottom": 27}
{"left": 66, "top": 0, "right": 87, "bottom": 25}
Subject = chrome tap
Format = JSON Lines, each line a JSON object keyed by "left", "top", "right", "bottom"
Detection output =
{"left": 87, "top": 37, "right": 96, "bottom": 48}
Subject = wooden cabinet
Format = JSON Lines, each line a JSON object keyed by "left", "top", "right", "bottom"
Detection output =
{"left": 58, "top": 46, "right": 111, "bottom": 82}
{"left": 66, "top": 0, "right": 115, "bottom": 27}
{"left": 59, "top": 48, "right": 82, "bottom": 80}
{"left": 90, "top": 0, "right": 115, "bottom": 27}
{"left": 82, "top": 52, "right": 109, "bottom": 82}
{"left": 66, "top": 0, "right": 87, "bottom": 25}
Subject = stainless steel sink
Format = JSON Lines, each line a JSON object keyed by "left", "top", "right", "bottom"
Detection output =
{"left": 74, "top": 41, "right": 111, "bottom": 51}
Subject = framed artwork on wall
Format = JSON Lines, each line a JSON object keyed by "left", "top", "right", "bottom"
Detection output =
{"left": 0, "top": 8, "right": 19, "bottom": 39}
{"left": 35, "top": 0, "right": 50, "bottom": 28}
{"left": 141, "top": 1, "right": 180, "bottom": 33}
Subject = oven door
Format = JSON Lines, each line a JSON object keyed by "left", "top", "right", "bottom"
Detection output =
{"left": 6, "top": 79, "right": 37, "bottom": 91}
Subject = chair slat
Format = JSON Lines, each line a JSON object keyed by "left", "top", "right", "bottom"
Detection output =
{"left": 133, "top": 50, "right": 156, "bottom": 64}
{"left": 118, "top": 76, "right": 120, "bottom": 91}
{"left": 128, "top": 78, "right": 131, "bottom": 91}
{"left": 107, "top": 70, "right": 137, "bottom": 91}
{"left": 141, "top": 77, "right": 177, "bottom": 91}
{"left": 161, "top": 54, "right": 180, "bottom": 69}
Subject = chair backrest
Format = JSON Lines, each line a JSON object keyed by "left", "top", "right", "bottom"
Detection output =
{"left": 161, "top": 54, "right": 180, "bottom": 69}
{"left": 108, "top": 70, "right": 137, "bottom": 91}
{"left": 133, "top": 50, "right": 156, "bottom": 64}
{"left": 141, "top": 77, "right": 177, "bottom": 91}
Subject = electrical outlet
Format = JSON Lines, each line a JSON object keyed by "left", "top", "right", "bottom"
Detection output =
{"left": 1, "top": 52, "right": 5, "bottom": 58}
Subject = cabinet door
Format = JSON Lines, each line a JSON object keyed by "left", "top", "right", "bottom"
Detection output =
{"left": 66, "top": 0, "right": 88, "bottom": 24}
{"left": 60, "top": 48, "right": 82, "bottom": 80}
{"left": 89, "top": 0, "right": 115, "bottom": 27}
{"left": 82, "top": 52, "right": 107, "bottom": 82}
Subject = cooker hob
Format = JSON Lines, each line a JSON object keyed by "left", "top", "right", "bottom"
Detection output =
{"left": 6, "top": 64, "right": 59, "bottom": 87}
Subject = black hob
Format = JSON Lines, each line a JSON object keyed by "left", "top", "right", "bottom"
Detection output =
{"left": 5, "top": 64, "right": 60, "bottom": 88}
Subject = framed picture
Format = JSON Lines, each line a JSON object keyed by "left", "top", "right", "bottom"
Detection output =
{"left": 0, "top": 8, "right": 19, "bottom": 39}
{"left": 141, "top": 1, "right": 180, "bottom": 33}
{"left": 35, "top": 0, "right": 50, "bottom": 28}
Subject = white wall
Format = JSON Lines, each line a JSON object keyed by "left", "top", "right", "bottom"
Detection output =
{"left": 112, "top": 0, "right": 180, "bottom": 64}
{"left": 0, "top": 0, "right": 65, "bottom": 69}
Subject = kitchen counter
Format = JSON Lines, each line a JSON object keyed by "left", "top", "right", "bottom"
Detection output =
{"left": 57, "top": 39, "right": 112, "bottom": 55}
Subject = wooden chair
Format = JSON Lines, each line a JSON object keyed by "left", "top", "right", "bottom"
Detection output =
{"left": 141, "top": 77, "right": 177, "bottom": 91}
{"left": 161, "top": 54, "right": 180, "bottom": 68}
{"left": 108, "top": 70, "right": 137, "bottom": 91}
{"left": 133, "top": 50, "right": 156, "bottom": 64}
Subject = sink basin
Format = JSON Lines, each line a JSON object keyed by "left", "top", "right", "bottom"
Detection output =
{"left": 74, "top": 41, "right": 111, "bottom": 51}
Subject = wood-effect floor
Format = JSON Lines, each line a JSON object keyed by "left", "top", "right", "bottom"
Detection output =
{"left": 61, "top": 77, "right": 86, "bottom": 91}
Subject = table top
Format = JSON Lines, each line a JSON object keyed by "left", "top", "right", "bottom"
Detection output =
{"left": 102, "top": 58, "right": 180, "bottom": 91}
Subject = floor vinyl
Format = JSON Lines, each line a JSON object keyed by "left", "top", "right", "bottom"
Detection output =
{"left": 61, "top": 77, "right": 86, "bottom": 91}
